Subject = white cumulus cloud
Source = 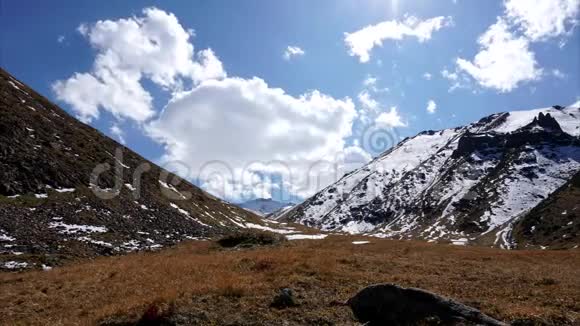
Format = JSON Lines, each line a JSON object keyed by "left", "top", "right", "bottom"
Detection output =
{"left": 450, "top": 0, "right": 578, "bottom": 93}
{"left": 456, "top": 18, "right": 542, "bottom": 92}
{"left": 504, "top": 0, "right": 579, "bottom": 42}
{"left": 53, "top": 7, "right": 225, "bottom": 123}
{"left": 53, "top": 7, "right": 386, "bottom": 201}
{"left": 375, "top": 107, "right": 407, "bottom": 127}
{"left": 283, "top": 46, "right": 305, "bottom": 60}
{"left": 552, "top": 68, "right": 567, "bottom": 79}
{"left": 53, "top": 70, "right": 154, "bottom": 123}
{"left": 358, "top": 90, "right": 379, "bottom": 111}
{"left": 426, "top": 100, "right": 437, "bottom": 114}
{"left": 147, "top": 77, "right": 359, "bottom": 200}
{"left": 344, "top": 15, "right": 453, "bottom": 63}
{"left": 363, "top": 75, "right": 378, "bottom": 87}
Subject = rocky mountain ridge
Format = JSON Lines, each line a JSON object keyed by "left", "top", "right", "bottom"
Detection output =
{"left": 0, "top": 68, "right": 274, "bottom": 269}
{"left": 277, "top": 103, "right": 580, "bottom": 249}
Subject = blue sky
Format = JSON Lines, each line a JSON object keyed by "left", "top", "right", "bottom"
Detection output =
{"left": 1, "top": 0, "right": 579, "bottom": 202}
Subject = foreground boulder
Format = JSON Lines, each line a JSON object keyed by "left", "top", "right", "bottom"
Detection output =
{"left": 270, "top": 288, "right": 299, "bottom": 309}
{"left": 346, "top": 284, "right": 506, "bottom": 325}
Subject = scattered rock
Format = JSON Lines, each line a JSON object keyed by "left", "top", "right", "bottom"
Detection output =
{"left": 346, "top": 283, "right": 506, "bottom": 325}
{"left": 270, "top": 288, "right": 299, "bottom": 309}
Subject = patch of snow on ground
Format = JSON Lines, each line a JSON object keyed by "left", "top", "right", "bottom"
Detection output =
{"left": 225, "top": 216, "right": 246, "bottom": 228}
{"left": 170, "top": 203, "right": 190, "bottom": 216}
{"left": 494, "top": 224, "right": 515, "bottom": 249}
{"left": 8, "top": 80, "right": 27, "bottom": 94}
{"left": 55, "top": 188, "right": 75, "bottom": 193}
{"left": 88, "top": 184, "right": 120, "bottom": 195}
{"left": 119, "top": 240, "right": 141, "bottom": 251}
{"left": 76, "top": 236, "right": 113, "bottom": 247}
{"left": 0, "top": 230, "right": 15, "bottom": 242}
{"left": 352, "top": 241, "right": 370, "bottom": 245}
{"left": 451, "top": 238, "right": 468, "bottom": 246}
{"left": 2, "top": 261, "right": 28, "bottom": 269}
{"left": 48, "top": 222, "right": 107, "bottom": 234}
{"left": 185, "top": 236, "right": 209, "bottom": 241}
{"left": 159, "top": 181, "right": 187, "bottom": 199}
{"left": 111, "top": 155, "right": 130, "bottom": 169}
{"left": 342, "top": 221, "right": 376, "bottom": 234}
{"left": 286, "top": 234, "right": 328, "bottom": 240}
{"left": 170, "top": 203, "right": 210, "bottom": 227}
{"left": 245, "top": 222, "right": 296, "bottom": 234}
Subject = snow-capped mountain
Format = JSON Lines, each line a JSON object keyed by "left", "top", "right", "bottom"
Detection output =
{"left": 0, "top": 68, "right": 274, "bottom": 268}
{"left": 279, "top": 103, "right": 580, "bottom": 249}
{"left": 238, "top": 198, "right": 294, "bottom": 216}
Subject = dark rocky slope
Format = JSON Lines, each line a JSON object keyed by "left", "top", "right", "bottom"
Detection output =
{"left": 513, "top": 170, "right": 580, "bottom": 249}
{"left": 0, "top": 68, "right": 264, "bottom": 269}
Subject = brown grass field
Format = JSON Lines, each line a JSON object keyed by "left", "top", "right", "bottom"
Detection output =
{"left": 1, "top": 235, "right": 579, "bottom": 325}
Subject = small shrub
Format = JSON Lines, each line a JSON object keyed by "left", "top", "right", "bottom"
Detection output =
{"left": 99, "top": 301, "right": 175, "bottom": 326}
{"left": 251, "top": 259, "right": 275, "bottom": 272}
{"left": 219, "top": 285, "right": 245, "bottom": 298}
{"left": 217, "top": 230, "right": 286, "bottom": 248}
{"left": 534, "top": 277, "right": 558, "bottom": 286}
{"left": 134, "top": 301, "right": 178, "bottom": 326}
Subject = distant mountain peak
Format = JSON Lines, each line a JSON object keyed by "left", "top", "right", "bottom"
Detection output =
{"left": 238, "top": 198, "right": 294, "bottom": 216}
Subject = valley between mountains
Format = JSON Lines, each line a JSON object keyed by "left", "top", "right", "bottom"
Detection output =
{"left": 1, "top": 67, "right": 579, "bottom": 325}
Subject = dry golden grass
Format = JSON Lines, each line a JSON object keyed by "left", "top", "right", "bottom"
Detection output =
{"left": 1, "top": 236, "right": 579, "bottom": 325}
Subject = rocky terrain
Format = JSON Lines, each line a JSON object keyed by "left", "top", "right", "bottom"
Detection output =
{"left": 0, "top": 68, "right": 280, "bottom": 269}
{"left": 513, "top": 170, "right": 580, "bottom": 248}
{"left": 277, "top": 104, "right": 580, "bottom": 249}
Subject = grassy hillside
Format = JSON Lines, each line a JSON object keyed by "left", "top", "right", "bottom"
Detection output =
{"left": 1, "top": 236, "right": 578, "bottom": 325}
